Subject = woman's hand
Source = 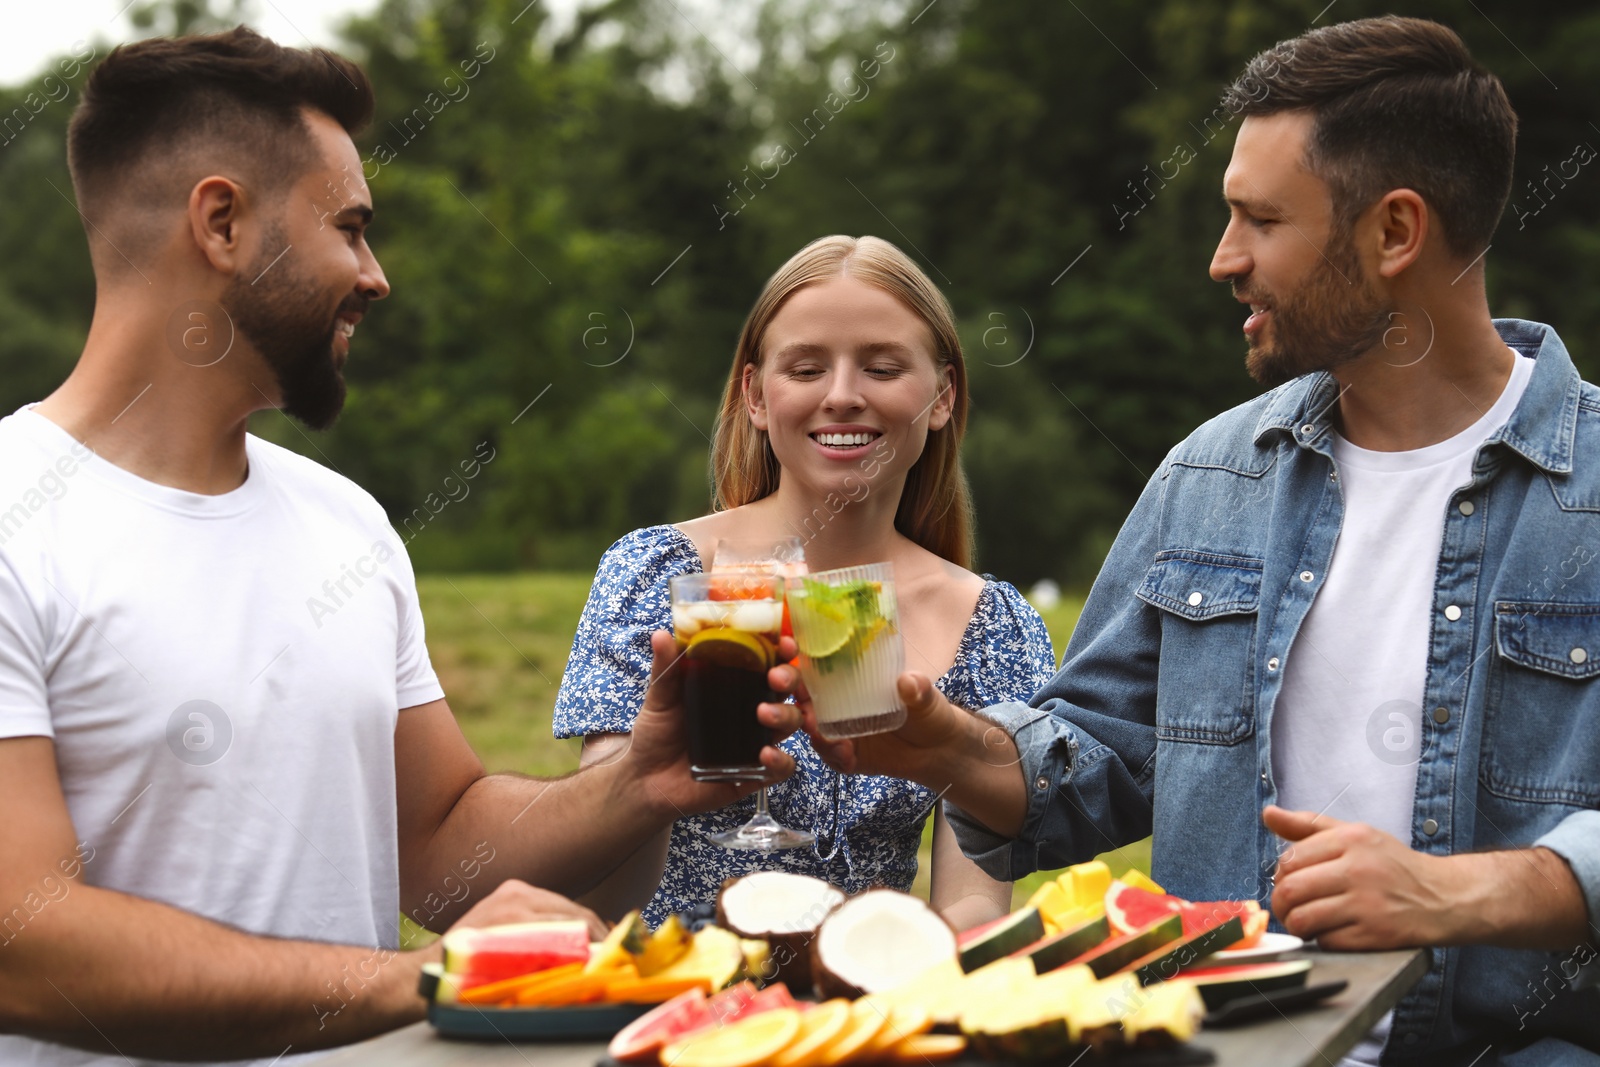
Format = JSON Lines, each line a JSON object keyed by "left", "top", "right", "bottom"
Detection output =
{"left": 620, "top": 630, "right": 802, "bottom": 819}
{"left": 769, "top": 666, "right": 975, "bottom": 784}
{"left": 770, "top": 665, "right": 1029, "bottom": 836}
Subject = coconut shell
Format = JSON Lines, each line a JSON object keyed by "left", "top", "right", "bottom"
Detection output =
{"left": 811, "top": 889, "right": 958, "bottom": 1002}
{"left": 716, "top": 874, "right": 844, "bottom": 994}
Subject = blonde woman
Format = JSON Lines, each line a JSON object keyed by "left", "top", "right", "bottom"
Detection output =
{"left": 553, "top": 235, "right": 1055, "bottom": 931}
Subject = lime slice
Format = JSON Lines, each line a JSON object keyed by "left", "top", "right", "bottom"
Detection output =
{"left": 685, "top": 628, "right": 774, "bottom": 671}
{"left": 790, "top": 589, "right": 856, "bottom": 659}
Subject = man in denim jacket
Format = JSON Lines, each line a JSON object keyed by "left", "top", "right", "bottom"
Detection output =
{"left": 794, "top": 17, "right": 1597, "bottom": 1064}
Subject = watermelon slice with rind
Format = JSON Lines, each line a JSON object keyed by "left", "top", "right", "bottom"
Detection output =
{"left": 1180, "top": 958, "right": 1313, "bottom": 1011}
{"left": 958, "top": 907, "right": 1045, "bottom": 973}
{"left": 441, "top": 920, "right": 590, "bottom": 989}
{"left": 1104, "top": 882, "right": 1268, "bottom": 948}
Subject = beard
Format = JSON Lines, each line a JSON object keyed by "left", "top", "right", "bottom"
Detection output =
{"left": 1239, "top": 231, "right": 1392, "bottom": 389}
{"left": 223, "top": 226, "right": 360, "bottom": 431}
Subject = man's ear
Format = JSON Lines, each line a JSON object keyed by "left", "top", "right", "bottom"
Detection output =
{"left": 743, "top": 362, "right": 768, "bottom": 432}
{"left": 927, "top": 366, "right": 955, "bottom": 432}
{"left": 1371, "top": 188, "right": 1427, "bottom": 280}
{"left": 188, "top": 176, "right": 248, "bottom": 274}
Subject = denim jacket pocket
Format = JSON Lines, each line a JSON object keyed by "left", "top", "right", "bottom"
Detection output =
{"left": 1136, "top": 551, "right": 1262, "bottom": 744}
{"left": 1484, "top": 602, "right": 1600, "bottom": 807}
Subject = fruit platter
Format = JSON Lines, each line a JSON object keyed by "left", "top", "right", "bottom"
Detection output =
{"left": 419, "top": 864, "right": 1327, "bottom": 1063}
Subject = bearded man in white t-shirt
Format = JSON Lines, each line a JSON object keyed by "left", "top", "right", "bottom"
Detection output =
{"left": 0, "top": 28, "right": 802, "bottom": 1065}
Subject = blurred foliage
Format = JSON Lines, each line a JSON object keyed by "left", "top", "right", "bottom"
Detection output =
{"left": 3, "top": 0, "right": 1597, "bottom": 583}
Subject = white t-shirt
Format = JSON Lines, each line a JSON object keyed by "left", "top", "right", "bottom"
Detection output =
{"left": 0, "top": 407, "right": 444, "bottom": 1066}
{"left": 1273, "top": 352, "right": 1533, "bottom": 1065}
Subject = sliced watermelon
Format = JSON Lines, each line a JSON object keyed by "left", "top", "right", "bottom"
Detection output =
{"left": 958, "top": 907, "right": 1045, "bottom": 973}
{"left": 1104, "top": 883, "right": 1269, "bottom": 949}
{"left": 1126, "top": 915, "right": 1244, "bottom": 985}
{"left": 441, "top": 921, "right": 590, "bottom": 988}
{"left": 1009, "top": 915, "right": 1110, "bottom": 973}
{"left": 608, "top": 988, "right": 713, "bottom": 1063}
{"left": 1182, "top": 959, "right": 1313, "bottom": 1010}
{"left": 1060, "top": 913, "right": 1183, "bottom": 979}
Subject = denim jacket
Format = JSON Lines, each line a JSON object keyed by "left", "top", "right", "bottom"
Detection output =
{"left": 949, "top": 320, "right": 1600, "bottom": 1062}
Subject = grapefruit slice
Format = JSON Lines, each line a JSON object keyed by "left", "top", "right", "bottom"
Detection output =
{"left": 608, "top": 989, "right": 713, "bottom": 1063}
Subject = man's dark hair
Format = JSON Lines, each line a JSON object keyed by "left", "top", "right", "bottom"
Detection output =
{"left": 1223, "top": 16, "right": 1516, "bottom": 260}
{"left": 67, "top": 27, "right": 373, "bottom": 256}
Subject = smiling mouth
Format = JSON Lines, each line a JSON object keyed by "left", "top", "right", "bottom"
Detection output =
{"left": 811, "top": 431, "right": 881, "bottom": 450}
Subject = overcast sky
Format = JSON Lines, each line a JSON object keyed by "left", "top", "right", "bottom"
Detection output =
{"left": 0, "top": 0, "right": 623, "bottom": 86}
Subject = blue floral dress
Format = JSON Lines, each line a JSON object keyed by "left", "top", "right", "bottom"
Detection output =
{"left": 553, "top": 525, "right": 1057, "bottom": 928}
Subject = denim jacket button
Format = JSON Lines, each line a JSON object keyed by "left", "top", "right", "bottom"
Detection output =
{"left": 1267, "top": 657, "right": 1280, "bottom": 672}
{"left": 1034, "top": 776, "right": 1049, "bottom": 790}
{"left": 1422, "top": 818, "right": 1440, "bottom": 835}
{"left": 1300, "top": 423, "right": 1315, "bottom": 436}
{"left": 1433, "top": 706, "right": 1450, "bottom": 725}
{"left": 1187, "top": 591, "right": 1203, "bottom": 606}
{"left": 1299, "top": 570, "right": 1314, "bottom": 582}
{"left": 1444, "top": 604, "right": 1462, "bottom": 621}
{"left": 1458, "top": 500, "right": 1475, "bottom": 516}
{"left": 1573, "top": 648, "right": 1589, "bottom": 665}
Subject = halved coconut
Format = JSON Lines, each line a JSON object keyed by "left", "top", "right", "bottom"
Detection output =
{"left": 812, "top": 889, "right": 958, "bottom": 1000}
{"left": 717, "top": 872, "right": 846, "bottom": 992}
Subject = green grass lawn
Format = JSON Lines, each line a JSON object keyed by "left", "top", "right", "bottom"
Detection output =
{"left": 415, "top": 574, "right": 1151, "bottom": 916}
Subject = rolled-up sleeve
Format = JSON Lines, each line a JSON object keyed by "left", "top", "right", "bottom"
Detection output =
{"left": 1534, "top": 809, "right": 1600, "bottom": 990}
{"left": 944, "top": 700, "right": 1076, "bottom": 880}
{"left": 945, "top": 456, "right": 1174, "bottom": 880}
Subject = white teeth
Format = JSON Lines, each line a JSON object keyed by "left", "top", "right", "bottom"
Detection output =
{"left": 1250, "top": 304, "right": 1267, "bottom": 314}
{"left": 335, "top": 320, "right": 355, "bottom": 338}
{"left": 813, "top": 432, "right": 877, "bottom": 447}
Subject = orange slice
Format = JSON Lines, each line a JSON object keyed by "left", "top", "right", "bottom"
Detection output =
{"left": 815, "top": 998, "right": 892, "bottom": 1067}
{"left": 457, "top": 961, "right": 584, "bottom": 1006}
{"left": 862, "top": 1004, "right": 931, "bottom": 1055}
{"left": 662, "top": 1007, "right": 804, "bottom": 1067}
{"left": 771, "top": 1000, "right": 852, "bottom": 1067}
{"left": 887, "top": 1034, "right": 967, "bottom": 1062}
{"left": 686, "top": 628, "right": 774, "bottom": 671}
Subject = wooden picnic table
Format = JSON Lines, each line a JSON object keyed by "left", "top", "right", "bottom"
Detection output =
{"left": 321, "top": 948, "right": 1428, "bottom": 1067}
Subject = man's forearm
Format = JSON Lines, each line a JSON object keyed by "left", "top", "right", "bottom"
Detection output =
{"left": 920, "top": 710, "right": 1031, "bottom": 840}
{"left": 416, "top": 759, "right": 670, "bottom": 925}
{"left": 1451, "top": 847, "right": 1594, "bottom": 950}
{"left": 2, "top": 884, "right": 432, "bottom": 1058}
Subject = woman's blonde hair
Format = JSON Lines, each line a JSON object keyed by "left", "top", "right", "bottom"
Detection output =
{"left": 710, "top": 235, "right": 974, "bottom": 569}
